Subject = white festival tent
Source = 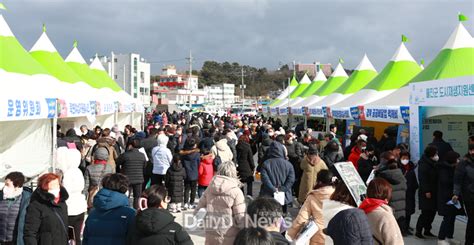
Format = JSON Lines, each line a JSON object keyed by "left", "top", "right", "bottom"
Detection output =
{"left": 268, "top": 75, "right": 298, "bottom": 115}
{"left": 363, "top": 21, "right": 474, "bottom": 124}
{"left": 307, "top": 55, "right": 378, "bottom": 117}
{"left": 0, "top": 15, "right": 65, "bottom": 178}
{"left": 329, "top": 42, "right": 421, "bottom": 120}
{"left": 289, "top": 69, "right": 328, "bottom": 114}
{"left": 276, "top": 73, "right": 312, "bottom": 112}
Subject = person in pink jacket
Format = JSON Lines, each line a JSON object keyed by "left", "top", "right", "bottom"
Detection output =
{"left": 196, "top": 161, "right": 246, "bottom": 245}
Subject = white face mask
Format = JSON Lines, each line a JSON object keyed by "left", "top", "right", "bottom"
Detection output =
{"left": 361, "top": 147, "right": 367, "bottom": 151}
{"left": 48, "top": 188, "right": 60, "bottom": 198}
{"left": 3, "top": 186, "right": 16, "bottom": 199}
{"left": 268, "top": 132, "right": 274, "bottom": 137}
{"left": 432, "top": 155, "right": 440, "bottom": 162}
{"left": 401, "top": 159, "right": 409, "bottom": 165}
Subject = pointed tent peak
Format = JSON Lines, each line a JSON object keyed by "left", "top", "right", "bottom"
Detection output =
{"left": 313, "top": 69, "right": 327, "bottom": 81}
{"left": 89, "top": 55, "right": 106, "bottom": 71}
{"left": 442, "top": 22, "right": 474, "bottom": 50}
{"left": 354, "top": 54, "right": 377, "bottom": 72}
{"left": 30, "top": 31, "right": 57, "bottom": 53}
{"left": 331, "top": 62, "right": 349, "bottom": 78}
{"left": 65, "top": 47, "right": 87, "bottom": 64}
{"left": 299, "top": 73, "right": 312, "bottom": 84}
{"left": 289, "top": 74, "right": 298, "bottom": 86}
{"left": 420, "top": 64, "right": 424, "bottom": 69}
{"left": 73, "top": 40, "right": 78, "bottom": 48}
{"left": 390, "top": 42, "right": 416, "bottom": 62}
{"left": 0, "top": 15, "right": 13, "bottom": 37}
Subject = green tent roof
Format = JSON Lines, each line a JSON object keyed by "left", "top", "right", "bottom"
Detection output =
{"left": 269, "top": 75, "right": 299, "bottom": 106}
{"left": 0, "top": 15, "right": 48, "bottom": 75}
{"left": 334, "top": 55, "right": 378, "bottom": 94}
{"left": 65, "top": 47, "right": 108, "bottom": 89}
{"left": 289, "top": 73, "right": 311, "bottom": 99}
{"left": 289, "top": 74, "right": 298, "bottom": 86}
{"left": 363, "top": 43, "right": 421, "bottom": 91}
{"left": 298, "top": 71, "right": 327, "bottom": 98}
{"left": 30, "top": 32, "right": 83, "bottom": 84}
{"left": 89, "top": 56, "right": 122, "bottom": 92}
{"left": 410, "top": 23, "right": 474, "bottom": 83}
{"left": 313, "top": 63, "right": 348, "bottom": 96}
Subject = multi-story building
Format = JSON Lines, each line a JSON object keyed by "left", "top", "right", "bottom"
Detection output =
{"left": 150, "top": 65, "right": 205, "bottom": 108}
{"left": 203, "top": 83, "right": 235, "bottom": 111}
{"left": 99, "top": 53, "right": 151, "bottom": 107}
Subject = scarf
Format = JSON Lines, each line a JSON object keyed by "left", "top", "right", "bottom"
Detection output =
{"left": 359, "top": 198, "right": 388, "bottom": 214}
{"left": 94, "top": 159, "right": 108, "bottom": 164}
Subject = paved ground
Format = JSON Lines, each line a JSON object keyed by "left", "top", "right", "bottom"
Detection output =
{"left": 172, "top": 179, "right": 467, "bottom": 244}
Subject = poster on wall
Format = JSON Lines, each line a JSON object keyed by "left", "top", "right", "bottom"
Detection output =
{"left": 421, "top": 115, "right": 470, "bottom": 156}
{"left": 396, "top": 124, "right": 410, "bottom": 145}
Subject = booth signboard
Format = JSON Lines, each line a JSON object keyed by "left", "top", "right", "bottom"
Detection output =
{"left": 400, "top": 106, "right": 410, "bottom": 124}
{"left": 309, "top": 107, "right": 324, "bottom": 117}
{"left": 330, "top": 107, "right": 353, "bottom": 120}
{"left": 363, "top": 106, "right": 405, "bottom": 124}
{"left": 0, "top": 97, "right": 56, "bottom": 121}
{"left": 270, "top": 107, "right": 277, "bottom": 115}
{"left": 334, "top": 162, "right": 367, "bottom": 206}
{"left": 350, "top": 106, "right": 361, "bottom": 120}
{"left": 409, "top": 76, "right": 474, "bottom": 161}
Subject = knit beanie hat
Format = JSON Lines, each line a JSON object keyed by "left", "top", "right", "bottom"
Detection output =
{"left": 94, "top": 147, "right": 109, "bottom": 161}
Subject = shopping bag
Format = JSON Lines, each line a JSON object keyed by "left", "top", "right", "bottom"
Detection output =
{"left": 274, "top": 191, "right": 285, "bottom": 205}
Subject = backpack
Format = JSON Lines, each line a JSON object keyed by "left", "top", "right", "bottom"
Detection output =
{"left": 213, "top": 149, "right": 222, "bottom": 171}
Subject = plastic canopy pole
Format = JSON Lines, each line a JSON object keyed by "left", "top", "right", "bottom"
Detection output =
{"left": 51, "top": 99, "right": 58, "bottom": 173}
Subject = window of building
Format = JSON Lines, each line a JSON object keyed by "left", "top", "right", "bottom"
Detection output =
{"left": 114, "top": 58, "right": 117, "bottom": 62}
{"left": 114, "top": 75, "right": 118, "bottom": 79}
{"left": 133, "top": 58, "right": 138, "bottom": 74}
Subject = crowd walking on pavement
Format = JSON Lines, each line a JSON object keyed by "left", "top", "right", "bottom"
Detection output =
{"left": 1, "top": 110, "right": 473, "bottom": 245}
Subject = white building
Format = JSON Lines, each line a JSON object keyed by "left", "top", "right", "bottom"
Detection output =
{"left": 99, "top": 53, "right": 151, "bottom": 107}
{"left": 203, "top": 83, "right": 235, "bottom": 110}
{"left": 151, "top": 65, "right": 204, "bottom": 107}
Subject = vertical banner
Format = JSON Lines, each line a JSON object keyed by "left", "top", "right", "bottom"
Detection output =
{"left": 334, "top": 162, "right": 367, "bottom": 206}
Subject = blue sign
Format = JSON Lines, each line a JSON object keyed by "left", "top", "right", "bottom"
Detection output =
{"left": 309, "top": 107, "right": 324, "bottom": 117}
{"left": 350, "top": 107, "right": 360, "bottom": 119}
{"left": 400, "top": 106, "right": 410, "bottom": 124}
{"left": 46, "top": 98, "right": 56, "bottom": 118}
{"left": 332, "top": 109, "right": 351, "bottom": 119}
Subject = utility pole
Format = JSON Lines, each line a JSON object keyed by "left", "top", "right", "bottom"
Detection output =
{"left": 186, "top": 50, "right": 193, "bottom": 110}
{"left": 240, "top": 66, "right": 246, "bottom": 114}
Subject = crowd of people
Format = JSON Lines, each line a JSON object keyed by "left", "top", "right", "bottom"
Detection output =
{"left": 0, "top": 110, "right": 473, "bottom": 245}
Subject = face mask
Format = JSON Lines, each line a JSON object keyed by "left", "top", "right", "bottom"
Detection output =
{"left": 268, "top": 132, "right": 274, "bottom": 137}
{"left": 361, "top": 147, "right": 367, "bottom": 150}
{"left": 48, "top": 188, "right": 60, "bottom": 198}
{"left": 3, "top": 186, "right": 15, "bottom": 199}
{"left": 432, "top": 155, "right": 440, "bottom": 162}
{"left": 401, "top": 159, "right": 409, "bottom": 165}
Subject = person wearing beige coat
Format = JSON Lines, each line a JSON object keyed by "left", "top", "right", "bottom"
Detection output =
{"left": 196, "top": 161, "right": 246, "bottom": 245}
{"left": 298, "top": 148, "right": 328, "bottom": 204}
{"left": 288, "top": 170, "right": 336, "bottom": 244}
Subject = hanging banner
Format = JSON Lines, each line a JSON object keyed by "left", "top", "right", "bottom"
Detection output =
{"left": 400, "top": 106, "right": 410, "bottom": 124}
{"left": 278, "top": 107, "right": 288, "bottom": 115}
{"left": 0, "top": 97, "right": 56, "bottom": 121}
{"left": 270, "top": 107, "right": 278, "bottom": 115}
{"left": 58, "top": 100, "right": 99, "bottom": 118}
{"left": 350, "top": 106, "right": 362, "bottom": 120}
{"left": 330, "top": 107, "right": 351, "bottom": 119}
{"left": 309, "top": 107, "right": 324, "bottom": 117}
{"left": 363, "top": 106, "right": 405, "bottom": 124}
{"left": 291, "top": 107, "right": 302, "bottom": 115}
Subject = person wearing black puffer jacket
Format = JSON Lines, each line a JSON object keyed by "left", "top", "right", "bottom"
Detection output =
{"left": 437, "top": 151, "right": 464, "bottom": 245}
{"left": 236, "top": 134, "right": 256, "bottom": 197}
{"left": 376, "top": 152, "right": 407, "bottom": 236}
{"left": 165, "top": 155, "right": 187, "bottom": 213}
{"left": 257, "top": 133, "right": 273, "bottom": 171}
{"left": 322, "top": 141, "right": 344, "bottom": 178}
{"left": 24, "top": 173, "right": 69, "bottom": 245}
{"left": 135, "top": 185, "right": 193, "bottom": 245}
{"left": 116, "top": 139, "right": 147, "bottom": 210}
{"left": 416, "top": 145, "right": 439, "bottom": 239}
{"left": 453, "top": 144, "right": 474, "bottom": 245}
{"left": 398, "top": 151, "right": 418, "bottom": 234}
{"left": 180, "top": 138, "right": 201, "bottom": 209}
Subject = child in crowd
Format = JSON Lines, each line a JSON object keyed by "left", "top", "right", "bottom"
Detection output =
{"left": 198, "top": 149, "right": 215, "bottom": 197}
{"left": 165, "top": 155, "right": 187, "bottom": 213}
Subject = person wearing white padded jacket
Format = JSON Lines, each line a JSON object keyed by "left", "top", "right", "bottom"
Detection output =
{"left": 56, "top": 147, "right": 87, "bottom": 245}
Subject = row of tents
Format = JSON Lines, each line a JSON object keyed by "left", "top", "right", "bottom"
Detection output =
{"left": 265, "top": 16, "right": 473, "bottom": 125}
{"left": 0, "top": 11, "right": 143, "bottom": 178}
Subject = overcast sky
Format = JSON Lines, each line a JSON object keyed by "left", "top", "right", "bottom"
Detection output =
{"left": 3, "top": 0, "right": 473, "bottom": 74}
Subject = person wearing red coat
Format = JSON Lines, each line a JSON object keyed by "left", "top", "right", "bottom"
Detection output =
{"left": 198, "top": 150, "right": 215, "bottom": 197}
{"left": 348, "top": 139, "right": 367, "bottom": 170}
